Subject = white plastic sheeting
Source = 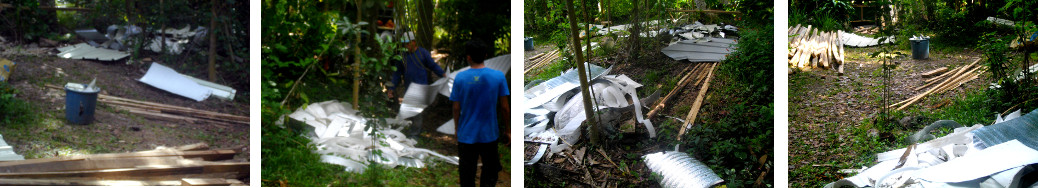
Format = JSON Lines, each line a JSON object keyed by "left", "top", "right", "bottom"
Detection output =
{"left": 138, "top": 63, "right": 212, "bottom": 101}
{"left": 643, "top": 151, "right": 723, "bottom": 188}
{"left": 289, "top": 100, "right": 458, "bottom": 173}
{"left": 826, "top": 110, "right": 1038, "bottom": 188}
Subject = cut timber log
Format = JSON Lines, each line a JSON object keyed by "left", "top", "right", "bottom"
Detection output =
{"left": 921, "top": 67, "right": 949, "bottom": 78}
{"left": 678, "top": 62, "right": 718, "bottom": 141}
{"left": 788, "top": 25, "right": 845, "bottom": 72}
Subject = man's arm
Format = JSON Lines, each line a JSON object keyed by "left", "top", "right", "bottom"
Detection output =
{"left": 422, "top": 49, "right": 446, "bottom": 77}
{"left": 453, "top": 101, "right": 461, "bottom": 136}
{"left": 499, "top": 96, "right": 510, "bottom": 143}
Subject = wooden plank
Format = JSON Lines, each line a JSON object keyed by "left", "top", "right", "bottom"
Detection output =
{"left": 921, "top": 67, "right": 949, "bottom": 78}
{"left": 172, "top": 143, "right": 211, "bottom": 151}
{"left": 181, "top": 178, "right": 234, "bottom": 186}
{"left": 0, "top": 156, "right": 188, "bottom": 173}
{"left": 0, "top": 150, "right": 237, "bottom": 166}
{"left": 0, "top": 162, "right": 248, "bottom": 179}
{"left": 0, "top": 178, "right": 182, "bottom": 186}
{"left": 678, "top": 63, "right": 718, "bottom": 140}
{"left": 894, "top": 59, "right": 981, "bottom": 110}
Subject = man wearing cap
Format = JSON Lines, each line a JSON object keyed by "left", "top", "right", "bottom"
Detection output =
{"left": 389, "top": 31, "right": 445, "bottom": 137}
{"left": 451, "top": 39, "right": 509, "bottom": 187}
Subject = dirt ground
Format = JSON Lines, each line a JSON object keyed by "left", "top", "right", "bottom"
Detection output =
{"left": 0, "top": 42, "right": 249, "bottom": 173}
{"left": 523, "top": 33, "right": 725, "bottom": 187}
{"left": 788, "top": 46, "right": 989, "bottom": 185}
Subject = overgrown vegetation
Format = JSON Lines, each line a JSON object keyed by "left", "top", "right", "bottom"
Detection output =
{"left": 0, "top": 82, "right": 33, "bottom": 126}
{"left": 0, "top": 0, "right": 251, "bottom": 100}
{"left": 686, "top": 20, "right": 774, "bottom": 188}
{"left": 261, "top": 0, "right": 509, "bottom": 186}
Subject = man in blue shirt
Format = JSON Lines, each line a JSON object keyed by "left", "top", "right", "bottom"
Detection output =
{"left": 450, "top": 40, "right": 509, "bottom": 187}
{"left": 388, "top": 31, "right": 445, "bottom": 137}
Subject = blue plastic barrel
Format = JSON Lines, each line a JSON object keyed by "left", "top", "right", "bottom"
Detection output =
{"left": 65, "top": 84, "right": 99, "bottom": 125}
{"left": 911, "top": 38, "right": 929, "bottom": 60}
{"left": 524, "top": 37, "right": 534, "bottom": 51}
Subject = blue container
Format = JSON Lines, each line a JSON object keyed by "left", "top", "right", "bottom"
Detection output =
{"left": 524, "top": 37, "right": 534, "bottom": 51}
{"left": 65, "top": 84, "right": 99, "bottom": 125}
{"left": 911, "top": 38, "right": 929, "bottom": 60}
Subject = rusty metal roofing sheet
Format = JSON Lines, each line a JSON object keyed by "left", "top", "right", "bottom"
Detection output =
{"left": 56, "top": 43, "right": 130, "bottom": 61}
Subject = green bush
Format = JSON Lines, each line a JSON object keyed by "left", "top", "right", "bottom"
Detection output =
{"left": 0, "top": 83, "right": 32, "bottom": 126}
{"left": 685, "top": 22, "right": 774, "bottom": 187}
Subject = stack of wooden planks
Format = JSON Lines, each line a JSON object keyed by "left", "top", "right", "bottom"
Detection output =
{"left": 44, "top": 84, "right": 249, "bottom": 126}
{"left": 0, "top": 143, "right": 247, "bottom": 186}
{"left": 788, "top": 24, "right": 846, "bottom": 73}
{"left": 891, "top": 59, "right": 984, "bottom": 110}
{"left": 525, "top": 49, "right": 560, "bottom": 72}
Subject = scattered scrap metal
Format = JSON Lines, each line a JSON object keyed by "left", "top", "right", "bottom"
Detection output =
{"left": 0, "top": 143, "right": 247, "bottom": 186}
{"left": 285, "top": 55, "right": 510, "bottom": 173}
{"left": 661, "top": 22, "right": 739, "bottom": 62}
{"left": 60, "top": 25, "right": 209, "bottom": 61}
{"left": 826, "top": 109, "right": 1038, "bottom": 188}
{"left": 788, "top": 24, "right": 846, "bottom": 73}
{"left": 523, "top": 63, "right": 660, "bottom": 164}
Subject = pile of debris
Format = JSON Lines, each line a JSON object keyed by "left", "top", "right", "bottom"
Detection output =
{"left": 0, "top": 143, "right": 247, "bottom": 186}
{"left": 283, "top": 55, "right": 511, "bottom": 173}
{"left": 59, "top": 25, "right": 208, "bottom": 62}
{"left": 891, "top": 58, "right": 983, "bottom": 110}
{"left": 827, "top": 109, "right": 1038, "bottom": 188}
{"left": 788, "top": 24, "right": 846, "bottom": 73}
{"left": 661, "top": 22, "right": 739, "bottom": 62}
{"left": 523, "top": 63, "right": 659, "bottom": 164}
{"left": 839, "top": 30, "right": 896, "bottom": 47}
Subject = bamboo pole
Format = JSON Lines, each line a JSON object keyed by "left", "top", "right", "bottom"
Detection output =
{"left": 565, "top": 0, "right": 599, "bottom": 145}
{"left": 678, "top": 62, "right": 718, "bottom": 141}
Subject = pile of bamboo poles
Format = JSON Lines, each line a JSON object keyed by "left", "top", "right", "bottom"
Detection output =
{"left": 788, "top": 24, "right": 845, "bottom": 73}
{"left": 0, "top": 143, "right": 247, "bottom": 186}
{"left": 891, "top": 59, "right": 984, "bottom": 110}
{"left": 44, "top": 84, "right": 249, "bottom": 126}
{"left": 525, "top": 49, "right": 560, "bottom": 72}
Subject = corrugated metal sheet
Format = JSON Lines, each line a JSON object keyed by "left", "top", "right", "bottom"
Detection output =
{"left": 56, "top": 43, "right": 131, "bottom": 61}
{"left": 644, "top": 151, "right": 723, "bottom": 188}
{"left": 138, "top": 63, "right": 212, "bottom": 101}
{"left": 661, "top": 37, "right": 738, "bottom": 62}
{"left": 973, "top": 109, "right": 1038, "bottom": 150}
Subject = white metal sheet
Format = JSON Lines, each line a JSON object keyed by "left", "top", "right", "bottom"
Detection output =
{"left": 138, "top": 63, "right": 212, "bottom": 101}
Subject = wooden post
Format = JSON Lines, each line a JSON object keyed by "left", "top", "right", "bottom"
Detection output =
{"left": 208, "top": 0, "right": 218, "bottom": 81}
{"left": 565, "top": 0, "right": 599, "bottom": 145}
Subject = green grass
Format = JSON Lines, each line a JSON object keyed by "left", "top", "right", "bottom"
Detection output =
{"left": 261, "top": 120, "right": 507, "bottom": 186}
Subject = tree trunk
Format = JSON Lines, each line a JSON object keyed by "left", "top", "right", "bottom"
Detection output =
{"left": 416, "top": 0, "right": 435, "bottom": 50}
{"left": 208, "top": 0, "right": 218, "bottom": 82}
{"left": 565, "top": 0, "right": 598, "bottom": 145}
{"left": 352, "top": 0, "right": 363, "bottom": 110}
